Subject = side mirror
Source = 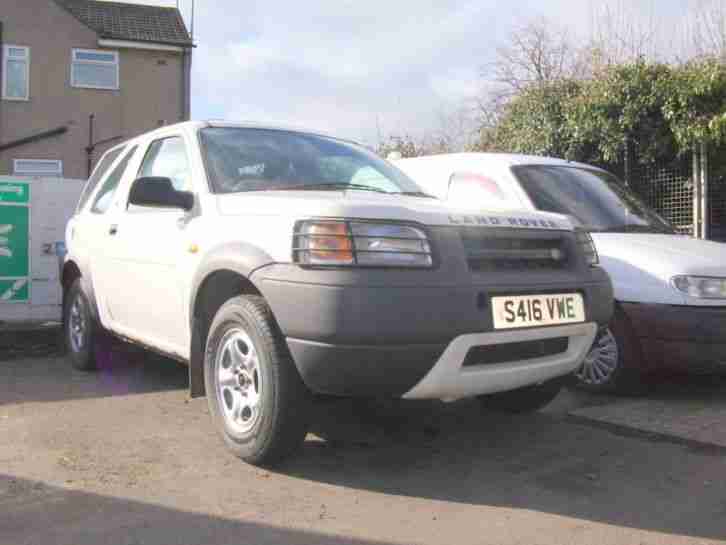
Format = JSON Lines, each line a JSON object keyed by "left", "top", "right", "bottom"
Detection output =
{"left": 128, "top": 177, "right": 194, "bottom": 211}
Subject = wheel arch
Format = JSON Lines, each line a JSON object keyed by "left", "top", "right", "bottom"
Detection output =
{"left": 61, "top": 260, "right": 81, "bottom": 292}
{"left": 188, "top": 243, "right": 273, "bottom": 397}
{"left": 61, "top": 259, "right": 101, "bottom": 323}
{"left": 611, "top": 300, "right": 646, "bottom": 371}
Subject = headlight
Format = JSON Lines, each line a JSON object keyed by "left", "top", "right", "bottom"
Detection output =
{"left": 672, "top": 275, "right": 726, "bottom": 299}
{"left": 575, "top": 229, "right": 599, "bottom": 266}
{"left": 294, "top": 220, "right": 433, "bottom": 267}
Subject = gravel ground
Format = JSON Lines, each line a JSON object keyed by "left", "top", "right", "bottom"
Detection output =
{"left": 1, "top": 335, "right": 726, "bottom": 545}
{"left": 0, "top": 326, "right": 64, "bottom": 360}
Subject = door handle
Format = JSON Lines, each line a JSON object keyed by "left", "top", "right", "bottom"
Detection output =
{"left": 109, "top": 224, "right": 118, "bottom": 236}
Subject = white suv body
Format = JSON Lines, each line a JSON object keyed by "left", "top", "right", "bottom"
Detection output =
{"left": 63, "top": 123, "right": 612, "bottom": 464}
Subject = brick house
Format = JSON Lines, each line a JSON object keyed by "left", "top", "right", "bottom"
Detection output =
{"left": 0, "top": 0, "right": 193, "bottom": 179}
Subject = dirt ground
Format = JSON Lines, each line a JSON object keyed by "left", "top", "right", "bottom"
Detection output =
{"left": 1, "top": 334, "right": 726, "bottom": 545}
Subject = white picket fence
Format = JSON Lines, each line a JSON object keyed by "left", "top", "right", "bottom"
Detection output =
{"left": 0, "top": 176, "right": 84, "bottom": 323}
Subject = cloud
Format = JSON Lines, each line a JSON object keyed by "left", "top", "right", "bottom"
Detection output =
{"left": 104, "top": 0, "right": 707, "bottom": 146}
{"left": 190, "top": 0, "right": 502, "bottom": 144}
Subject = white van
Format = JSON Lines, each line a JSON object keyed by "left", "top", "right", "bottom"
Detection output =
{"left": 397, "top": 153, "right": 726, "bottom": 392}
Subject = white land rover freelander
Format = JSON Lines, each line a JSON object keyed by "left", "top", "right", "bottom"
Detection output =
{"left": 63, "top": 122, "right": 613, "bottom": 465}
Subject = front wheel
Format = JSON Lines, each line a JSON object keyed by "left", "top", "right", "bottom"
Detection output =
{"left": 204, "top": 295, "right": 310, "bottom": 466}
{"left": 478, "top": 377, "right": 565, "bottom": 413}
{"left": 573, "top": 308, "right": 642, "bottom": 394}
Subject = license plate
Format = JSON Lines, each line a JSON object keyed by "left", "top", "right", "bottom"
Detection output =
{"left": 492, "top": 293, "right": 585, "bottom": 329}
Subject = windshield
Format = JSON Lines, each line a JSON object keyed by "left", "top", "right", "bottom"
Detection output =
{"left": 513, "top": 165, "right": 675, "bottom": 233}
{"left": 199, "top": 127, "right": 425, "bottom": 195}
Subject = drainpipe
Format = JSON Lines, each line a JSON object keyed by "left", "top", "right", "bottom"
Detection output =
{"left": 87, "top": 114, "right": 94, "bottom": 177}
{"left": 0, "top": 126, "right": 68, "bottom": 152}
{"left": 84, "top": 113, "right": 123, "bottom": 177}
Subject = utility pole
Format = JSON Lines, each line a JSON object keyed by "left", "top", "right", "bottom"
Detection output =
{"left": 191, "top": 0, "right": 195, "bottom": 41}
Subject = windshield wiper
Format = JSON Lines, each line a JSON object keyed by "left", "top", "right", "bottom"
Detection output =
{"left": 268, "top": 182, "right": 390, "bottom": 194}
{"left": 396, "top": 190, "right": 437, "bottom": 199}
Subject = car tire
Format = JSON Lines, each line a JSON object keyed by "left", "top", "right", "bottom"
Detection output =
{"left": 63, "top": 278, "right": 102, "bottom": 371}
{"left": 573, "top": 306, "right": 642, "bottom": 394}
{"left": 204, "top": 295, "right": 310, "bottom": 466}
{"left": 478, "top": 376, "right": 565, "bottom": 413}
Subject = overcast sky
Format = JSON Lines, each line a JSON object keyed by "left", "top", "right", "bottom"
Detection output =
{"left": 105, "top": 0, "right": 708, "bottom": 147}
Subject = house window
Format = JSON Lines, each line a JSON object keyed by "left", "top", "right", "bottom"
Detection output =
{"left": 71, "top": 49, "right": 119, "bottom": 90}
{"left": 2, "top": 45, "right": 30, "bottom": 100}
{"left": 13, "top": 159, "right": 63, "bottom": 177}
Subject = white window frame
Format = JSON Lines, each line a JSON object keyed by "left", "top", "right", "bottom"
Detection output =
{"left": 2, "top": 45, "right": 30, "bottom": 101}
{"left": 13, "top": 159, "right": 63, "bottom": 177}
{"left": 70, "top": 48, "right": 119, "bottom": 90}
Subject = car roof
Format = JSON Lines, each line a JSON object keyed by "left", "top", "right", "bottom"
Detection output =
{"left": 397, "top": 152, "right": 604, "bottom": 172}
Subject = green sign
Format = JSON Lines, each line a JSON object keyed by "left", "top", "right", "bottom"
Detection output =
{"left": 0, "top": 279, "right": 29, "bottom": 302}
{"left": 0, "top": 179, "right": 30, "bottom": 302}
{"left": 0, "top": 205, "right": 29, "bottom": 278}
{"left": 0, "top": 180, "right": 30, "bottom": 204}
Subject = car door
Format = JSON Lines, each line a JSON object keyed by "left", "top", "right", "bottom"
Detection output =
{"left": 79, "top": 144, "right": 140, "bottom": 330}
{"left": 100, "top": 134, "right": 196, "bottom": 357}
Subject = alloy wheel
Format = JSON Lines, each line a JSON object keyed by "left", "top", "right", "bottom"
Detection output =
{"left": 215, "top": 328, "right": 263, "bottom": 434}
{"left": 68, "top": 295, "right": 86, "bottom": 353}
{"left": 576, "top": 327, "right": 619, "bottom": 385}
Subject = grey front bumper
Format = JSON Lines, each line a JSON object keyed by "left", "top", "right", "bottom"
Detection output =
{"left": 251, "top": 261, "right": 612, "bottom": 397}
{"left": 622, "top": 302, "right": 726, "bottom": 374}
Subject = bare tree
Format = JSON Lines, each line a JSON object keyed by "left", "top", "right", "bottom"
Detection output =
{"left": 376, "top": 133, "right": 447, "bottom": 159}
{"left": 586, "top": 2, "right": 660, "bottom": 65}
{"left": 475, "top": 17, "right": 583, "bottom": 147}
{"left": 430, "top": 102, "right": 480, "bottom": 152}
{"left": 488, "top": 17, "right": 583, "bottom": 94}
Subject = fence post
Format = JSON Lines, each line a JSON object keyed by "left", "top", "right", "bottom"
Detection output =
{"left": 693, "top": 147, "right": 701, "bottom": 238}
{"left": 623, "top": 137, "right": 631, "bottom": 187}
{"left": 701, "top": 142, "right": 709, "bottom": 240}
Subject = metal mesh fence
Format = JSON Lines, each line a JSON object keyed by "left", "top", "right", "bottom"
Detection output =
{"left": 597, "top": 146, "right": 726, "bottom": 241}
{"left": 708, "top": 148, "right": 726, "bottom": 242}
{"left": 629, "top": 156, "right": 694, "bottom": 235}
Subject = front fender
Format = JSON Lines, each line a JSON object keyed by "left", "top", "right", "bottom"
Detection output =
{"left": 187, "top": 242, "right": 274, "bottom": 397}
{"left": 188, "top": 241, "right": 274, "bottom": 321}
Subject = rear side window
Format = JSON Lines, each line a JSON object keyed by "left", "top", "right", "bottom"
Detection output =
{"left": 447, "top": 171, "right": 515, "bottom": 209}
{"left": 77, "top": 147, "right": 124, "bottom": 212}
{"left": 137, "top": 136, "right": 191, "bottom": 191}
{"left": 91, "top": 146, "right": 138, "bottom": 214}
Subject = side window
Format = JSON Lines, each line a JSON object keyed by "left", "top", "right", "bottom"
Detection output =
{"left": 91, "top": 145, "right": 138, "bottom": 214}
{"left": 447, "top": 171, "right": 514, "bottom": 209}
{"left": 77, "top": 147, "right": 124, "bottom": 212}
{"left": 137, "top": 136, "right": 191, "bottom": 191}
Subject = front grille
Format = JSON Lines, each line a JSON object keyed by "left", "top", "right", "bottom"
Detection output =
{"left": 460, "top": 228, "right": 568, "bottom": 272}
{"left": 462, "top": 337, "right": 569, "bottom": 367}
